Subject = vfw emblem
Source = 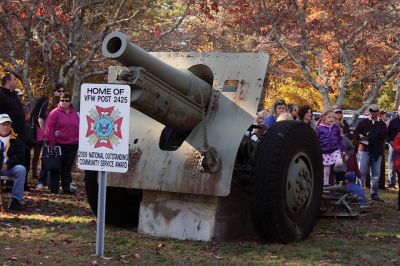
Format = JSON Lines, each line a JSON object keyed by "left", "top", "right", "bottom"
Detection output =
{"left": 86, "top": 106, "right": 123, "bottom": 149}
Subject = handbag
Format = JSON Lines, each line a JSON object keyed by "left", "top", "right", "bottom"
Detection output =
{"left": 42, "top": 141, "right": 62, "bottom": 171}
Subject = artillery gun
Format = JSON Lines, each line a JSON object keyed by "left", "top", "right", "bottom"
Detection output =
{"left": 84, "top": 31, "right": 323, "bottom": 243}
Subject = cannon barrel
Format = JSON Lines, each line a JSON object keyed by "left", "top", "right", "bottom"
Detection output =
{"left": 102, "top": 32, "right": 212, "bottom": 106}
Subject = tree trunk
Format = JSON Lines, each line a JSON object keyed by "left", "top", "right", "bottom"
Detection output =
{"left": 394, "top": 77, "right": 400, "bottom": 110}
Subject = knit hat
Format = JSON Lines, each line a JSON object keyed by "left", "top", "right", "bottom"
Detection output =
{"left": 368, "top": 104, "right": 379, "bottom": 112}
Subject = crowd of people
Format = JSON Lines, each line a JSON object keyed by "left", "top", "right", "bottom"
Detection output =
{"left": 256, "top": 98, "right": 400, "bottom": 210}
{"left": 1, "top": 71, "right": 400, "bottom": 213}
{"left": 0, "top": 73, "right": 79, "bottom": 211}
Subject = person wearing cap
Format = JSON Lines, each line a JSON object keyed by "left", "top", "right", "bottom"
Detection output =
{"left": 386, "top": 106, "right": 400, "bottom": 189}
{"left": 0, "top": 114, "right": 26, "bottom": 211}
{"left": 354, "top": 104, "right": 387, "bottom": 202}
{"left": 344, "top": 172, "right": 368, "bottom": 206}
{"left": 0, "top": 73, "right": 25, "bottom": 137}
{"left": 332, "top": 105, "right": 350, "bottom": 137}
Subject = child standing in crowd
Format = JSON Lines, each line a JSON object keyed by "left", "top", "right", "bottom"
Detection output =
{"left": 316, "top": 109, "right": 345, "bottom": 186}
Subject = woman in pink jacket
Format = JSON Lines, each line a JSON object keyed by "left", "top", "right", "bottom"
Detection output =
{"left": 45, "top": 93, "right": 79, "bottom": 194}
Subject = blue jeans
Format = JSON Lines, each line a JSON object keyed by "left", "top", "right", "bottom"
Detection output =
{"left": 358, "top": 151, "right": 382, "bottom": 199}
{"left": 0, "top": 165, "right": 26, "bottom": 201}
{"left": 49, "top": 144, "right": 78, "bottom": 192}
{"left": 388, "top": 145, "right": 397, "bottom": 186}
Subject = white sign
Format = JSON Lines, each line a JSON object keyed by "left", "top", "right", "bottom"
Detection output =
{"left": 78, "top": 83, "right": 131, "bottom": 173}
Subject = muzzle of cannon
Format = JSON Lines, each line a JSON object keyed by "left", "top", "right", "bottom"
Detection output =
{"left": 102, "top": 32, "right": 212, "bottom": 135}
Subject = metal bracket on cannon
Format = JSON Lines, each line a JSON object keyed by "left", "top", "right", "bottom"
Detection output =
{"left": 113, "top": 66, "right": 219, "bottom": 173}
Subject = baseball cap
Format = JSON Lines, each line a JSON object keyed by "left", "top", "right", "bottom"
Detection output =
{"left": 344, "top": 172, "right": 357, "bottom": 183}
{"left": 369, "top": 104, "right": 379, "bottom": 112}
{"left": 332, "top": 105, "right": 342, "bottom": 113}
{"left": 0, "top": 114, "right": 12, "bottom": 124}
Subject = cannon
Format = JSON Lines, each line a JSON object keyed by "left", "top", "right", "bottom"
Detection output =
{"left": 84, "top": 31, "right": 323, "bottom": 243}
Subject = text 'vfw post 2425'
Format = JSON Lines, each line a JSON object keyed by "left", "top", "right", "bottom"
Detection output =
{"left": 78, "top": 83, "right": 131, "bottom": 257}
{"left": 78, "top": 83, "right": 131, "bottom": 173}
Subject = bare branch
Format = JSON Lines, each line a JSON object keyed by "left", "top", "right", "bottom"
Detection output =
{"left": 272, "top": 27, "right": 330, "bottom": 107}
{"left": 358, "top": 56, "right": 400, "bottom": 114}
{"left": 148, "top": 4, "right": 190, "bottom": 52}
{"left": 82, "top": 70, "right": 107, "bottom": 79}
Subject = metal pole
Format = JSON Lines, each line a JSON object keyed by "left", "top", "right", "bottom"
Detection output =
{"left": 96, "top": 171, "right": 107, "bottom": 256}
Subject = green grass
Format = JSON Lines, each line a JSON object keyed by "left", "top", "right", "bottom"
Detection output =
{"left": 1, "top": 171, "right": 400, "bottom": 265}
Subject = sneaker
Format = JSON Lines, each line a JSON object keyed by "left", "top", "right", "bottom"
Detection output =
{"left": 36, "top": 183, "right": 45, "bottom": 190}
{"left": 371, "top": 197, "right": 385, "bottom": 203}
{"left": 8, "top": 198, "right": 23, "bottom": 211}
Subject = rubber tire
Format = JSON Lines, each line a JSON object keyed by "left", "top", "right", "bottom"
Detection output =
{"left": 84, "top": 170, "right": 143, "bottom": 227}
{"left": 250, "top": 120, "right": 323, "bottom": 243}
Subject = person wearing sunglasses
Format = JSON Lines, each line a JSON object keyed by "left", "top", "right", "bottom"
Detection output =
{"left": 354, "top": 104, "right": 387, "bottom": 202}
{"left": 45, "top": 93, "right": 79, "bottom": 194}
{"left": 263, "top": 99, "right": 288, "bottom": 128}
{"left": 35, "top": 84, "right": 65, "bottom": 190}
{"left": 332, "top": 105, "right": 350, "bottom": 137}
{"left": 0, "top": 114, "right": 26, "bottom": 211}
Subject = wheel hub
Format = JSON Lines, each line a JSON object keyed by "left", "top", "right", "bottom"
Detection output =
{"left": 286, "top": 152, "right": 313, "bottom": 214}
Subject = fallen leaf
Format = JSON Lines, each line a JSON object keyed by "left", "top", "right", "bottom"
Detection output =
{"left": 100, "top": 256, "right": 113, "bottom": 260}
{"left": 211, "top": 253, "right": 222, "bottom": 259}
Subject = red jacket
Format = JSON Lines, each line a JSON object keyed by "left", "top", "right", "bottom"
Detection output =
{"left": 391, "top": 132, "right": 400, "bottom": 172}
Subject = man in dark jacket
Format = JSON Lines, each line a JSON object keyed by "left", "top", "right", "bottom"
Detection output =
{"left": 354, "top": 104, "right": 387, "bottom": 202}
{"left": 387, "top": 106, "right": 400, "bottom": 189}
{"left": 0, "top": 114, "right": 26, "bottom": 211}
{"left": 0, "top": 73, "right": 25, "bottom": 137}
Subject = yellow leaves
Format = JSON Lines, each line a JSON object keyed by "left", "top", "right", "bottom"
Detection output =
{"left": 265, "top": 77, "right": 324, "bottom": 111}
{"left": 306, "top": 9, "right": 329, "bottom": 24}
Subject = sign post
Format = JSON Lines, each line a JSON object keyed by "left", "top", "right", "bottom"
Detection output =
{"left": 78, "top": 83, "right": 131, "bottom": 256}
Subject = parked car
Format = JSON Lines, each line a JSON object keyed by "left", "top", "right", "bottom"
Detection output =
{"left": 349, "top": 114, "right": 368, "bottom": 133}
{"left": 313, "top": 111, "right": 321, "bottom": 121}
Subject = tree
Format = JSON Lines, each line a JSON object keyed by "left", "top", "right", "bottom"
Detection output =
{"left": 190, "top": 0, "right": 400, "bottom": 115}
{"left": 0, "top": 0, "right": 42, "bottom": 109}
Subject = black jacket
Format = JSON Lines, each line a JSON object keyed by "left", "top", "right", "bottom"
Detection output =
{"left": 0, "top": 87, "right": 25, "bottom": 137}
{"left": 0, "top": 131, "right": 25, "bottom": 169}
{"left": 387, "top": 115, "right": 400, "bottom": 142}
{"left": 354, "top": 118, "right": 387, "bottom": 160}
